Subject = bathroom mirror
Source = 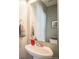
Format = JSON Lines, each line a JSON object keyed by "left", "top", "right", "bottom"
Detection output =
{"left": 29, "top": 0, "right": 58, "bottom": 44}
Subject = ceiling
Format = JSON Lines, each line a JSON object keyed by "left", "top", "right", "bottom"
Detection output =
{"left": 41, "top": 0, "right": 57, "bottom": 7}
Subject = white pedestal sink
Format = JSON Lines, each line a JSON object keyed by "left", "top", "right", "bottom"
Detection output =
{"left": 25, "top": 44, "right": 53, "bottom": 59}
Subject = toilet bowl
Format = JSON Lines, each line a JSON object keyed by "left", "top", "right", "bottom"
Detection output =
{"left": 25, "top": 44, "right": 53, "bottom": 59}
{"left": 49, "top": 39, "right": 57, "bottom": 44}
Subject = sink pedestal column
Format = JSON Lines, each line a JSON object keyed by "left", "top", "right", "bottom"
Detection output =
{"left": 33, "top": 57, "right": 39, "bottom": 59}
{"left": 33, "top": 56, "right": 51, "bottom": 59}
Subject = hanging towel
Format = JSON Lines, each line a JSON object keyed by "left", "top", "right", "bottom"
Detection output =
{"left": 19, "top": 24, "right": 25, "bottom": 37}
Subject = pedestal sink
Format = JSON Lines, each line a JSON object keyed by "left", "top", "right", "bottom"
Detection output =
{"left": 25, "top": 44, "right": 53, "bottom": 59}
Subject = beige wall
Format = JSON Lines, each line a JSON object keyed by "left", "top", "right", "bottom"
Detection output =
{"left": 19, "top": 1, "right": 28, "bottom": 36}
{"left": 46, "top": 5, "right": 58, "bottom": 41}
{"left": 19, "top": 1, "right": 32, "bottom": 59}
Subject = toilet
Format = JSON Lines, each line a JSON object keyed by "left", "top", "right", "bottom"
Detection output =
{"left": 49, "top": 38, "right": 57, "bottom": 44}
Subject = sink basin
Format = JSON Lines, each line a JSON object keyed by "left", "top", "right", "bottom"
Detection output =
{"left": 25, "top": 44, "right": 53, "bottom": 59}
